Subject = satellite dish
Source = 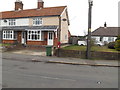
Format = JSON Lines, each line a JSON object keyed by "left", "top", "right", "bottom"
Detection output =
{"left": 62, "top": 18, "right": 67, "bottom": 21}
{"left": 4, "top": 19, "right": 7, "bottom": 23}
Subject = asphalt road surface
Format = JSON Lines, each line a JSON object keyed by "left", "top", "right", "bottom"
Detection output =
{"left": 2, "top": 58, "right": 118, "bottom": 88}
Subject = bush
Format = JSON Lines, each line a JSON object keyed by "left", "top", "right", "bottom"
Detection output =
{"left": 115, "top": 40, "right": 120, "bottom": 51}
{"left": 115, "top": 35, "right": 120, "bottom": 41}
{"left": 108, "top": 42, "right": 115, "bottom": 49}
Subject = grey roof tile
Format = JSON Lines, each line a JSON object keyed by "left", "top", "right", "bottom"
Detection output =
{"left": 2, "top": 26, "right": 58, "bottom": 31}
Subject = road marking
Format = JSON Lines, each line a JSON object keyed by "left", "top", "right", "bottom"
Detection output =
{"left": 40, "top": 76, "right": 76, "bottom": 81}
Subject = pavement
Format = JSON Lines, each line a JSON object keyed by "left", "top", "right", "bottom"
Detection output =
{"left": 1, "top": 49, "right": 119, "bottom": 67}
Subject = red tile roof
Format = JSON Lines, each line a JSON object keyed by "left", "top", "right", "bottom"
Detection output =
{"left": 91, "top": 27, "right": 120, "bottom": 37}
{"left": 0, "top": 6, "right": 66, "bottom": 19}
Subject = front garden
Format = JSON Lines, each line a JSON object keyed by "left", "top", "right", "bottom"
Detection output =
{"left": 0, "top": 43, "right": 13, "bottom": 47}
{"left": 63, "top": 36, "right": 120, "bottom": 53}
{"left": 63, "top": 45, "right": 118, "bottom": 53}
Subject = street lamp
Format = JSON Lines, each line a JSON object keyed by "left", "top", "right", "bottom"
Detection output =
{"left": 86, "top": 0, "right": 93, "bottom": 59}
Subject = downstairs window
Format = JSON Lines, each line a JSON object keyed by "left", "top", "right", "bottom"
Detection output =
{"left": 3, "top": 30, "right": 14, "bottom": 40}
{"left": 28, "top": 30, "right": 44, "bottom": 41}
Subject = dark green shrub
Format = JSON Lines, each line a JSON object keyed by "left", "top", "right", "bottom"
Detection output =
{"left": 108, "top": 42, "right": 115, "bottom": 49}
{"left": 115, "top": 40, "right": 120, "bottom": 51}
{"left": 116, "top": 35, "right": 120, "bottom": 41}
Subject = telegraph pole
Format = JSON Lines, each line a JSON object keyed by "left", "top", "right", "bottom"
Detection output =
{"left": 87, "top": 0, "right": 93, "bottom": 59}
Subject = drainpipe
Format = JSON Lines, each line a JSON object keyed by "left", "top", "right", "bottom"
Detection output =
{"left": 57, "top": 16, "right": 61, "bottom": 57}
{"left": 58, "top": 16, "right": 61, "bottom": 48}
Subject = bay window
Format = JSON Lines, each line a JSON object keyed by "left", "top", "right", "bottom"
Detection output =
{"left": 3, "top": 30, "right": 15, "bottom": 40}
{"left": 28, "top": 30, "right": 43, "bottom": 41}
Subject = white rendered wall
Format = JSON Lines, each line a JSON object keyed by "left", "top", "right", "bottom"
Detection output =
{"left": 92, "top": 36, "right": 117, "bottom": 43}
{"left": 16, "top": 18, "right": 29, "bottom": 26}
{"left": 92, "top": 36, "right": 100, "bottom": 41}
{"left": 0, "top": 18, "right": 29, "bottom": 26}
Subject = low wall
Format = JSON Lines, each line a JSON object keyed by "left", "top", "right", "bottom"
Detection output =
{"left": 55, "top": 49, "right": 119, "bottom": 60}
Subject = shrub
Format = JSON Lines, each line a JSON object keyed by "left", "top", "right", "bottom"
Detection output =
{"left": 108, "top": 42, "right": 115, "bottom": 49}
{"left": 115, "top": 40, "right": 120, "bottom": 51}
{"left": 115, "top": 35, "right": 120, "bottom": 41}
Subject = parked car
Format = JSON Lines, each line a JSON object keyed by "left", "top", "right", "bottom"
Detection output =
{"left": 94, "top": 41, "right": 104, "bottom": 46}
{"left": 78, "top": 41, "right": 87, "bottom": 46}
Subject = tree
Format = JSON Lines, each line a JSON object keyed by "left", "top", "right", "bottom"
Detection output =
{"left": 115, "top": 36, "right": 120, "bottom": 51}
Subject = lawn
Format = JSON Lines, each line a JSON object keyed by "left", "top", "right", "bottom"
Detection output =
{"left": 0, "top": 43, "right": 12, "bottom": 47}
{"left": 63, "top": 45, "right": 119, "bottom": 53}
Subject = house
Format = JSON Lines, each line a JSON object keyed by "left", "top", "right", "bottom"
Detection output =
{"left": 91, "top": 23, "right": 119, "bottom": 44}
{"left": 0, "top": 0, "right": 70, "bottom": 47}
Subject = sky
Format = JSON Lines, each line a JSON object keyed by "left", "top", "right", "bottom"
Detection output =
{"left": 0, "top": 0, "right": 119, "bottom": 36}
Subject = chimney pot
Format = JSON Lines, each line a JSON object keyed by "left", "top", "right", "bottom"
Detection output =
{"left": 104, "top": 22, "right": 107, "bottom": 28}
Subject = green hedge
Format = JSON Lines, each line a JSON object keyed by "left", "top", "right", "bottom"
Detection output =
{"left": 115, "top": 40, "right": 120, "bottom": 51}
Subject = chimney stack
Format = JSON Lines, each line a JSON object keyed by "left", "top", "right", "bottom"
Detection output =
{"left": 37, "top": 0, "right": 44, "bottom": 9}
{"left": 15, "top": 0, "right": 23, "bottom": 10}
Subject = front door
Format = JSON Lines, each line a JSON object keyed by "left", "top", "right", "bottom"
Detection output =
{"left": 21, "top": 32, "right": 26, "bottom": 44}
{"left": 48, "top": 32, "right": 54, "bottom": 45}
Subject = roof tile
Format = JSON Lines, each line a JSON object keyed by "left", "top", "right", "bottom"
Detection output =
{"left": 1, "top": 6, "right": 66, "bottom": 19}
{"left": 91, "top": 27, "right": 120, "bottom": 37}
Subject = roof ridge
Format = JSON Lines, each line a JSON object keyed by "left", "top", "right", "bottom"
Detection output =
{"left": 0, "top": 6, "right": 67, "bottom": 13}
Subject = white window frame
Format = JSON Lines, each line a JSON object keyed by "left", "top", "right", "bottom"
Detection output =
{"left": 108, "top": 37, "right": 114, "bottom": 42}
{"left": 3, "top": 30, "right": 14, "bottom": 40}
{"left": 33, "top": 18, "right": 42, "bottom": 26}
{"left": 9, "top": 19, "right": 16, "bottom": 26}
{"left": 27, "top": 30, "right": 43, "bottom": 41}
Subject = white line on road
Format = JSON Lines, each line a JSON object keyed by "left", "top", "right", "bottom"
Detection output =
{"left": 40, "top": 76, "right": 76, "bottom": 81}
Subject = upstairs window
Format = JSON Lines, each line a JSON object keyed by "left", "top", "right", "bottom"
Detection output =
{"left": 9, "top": 19, "right": 16, "bottom": 26}
{"left": 33, "top": 18, "right": 42, "bottom": 26}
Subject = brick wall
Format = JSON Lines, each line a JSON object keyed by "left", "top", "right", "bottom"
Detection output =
{"left": 27, "top": 41, "right": 47, "bottom": 46}
{"left": 55, "top": 49, "right": 119, "bottom": 60}
{"left": 2, "top": 40, "right": 17, "bottom": 44}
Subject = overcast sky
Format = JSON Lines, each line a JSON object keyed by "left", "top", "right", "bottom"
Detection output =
{"left": 0, "top": 0, "right": 119, "bottom": 36}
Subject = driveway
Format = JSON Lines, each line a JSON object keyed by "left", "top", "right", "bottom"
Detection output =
{"left": 0, "top": 45, "right": 47, "bottom": 56}
{"left": 9, "top": 49, "right": 46, "bottom": 56}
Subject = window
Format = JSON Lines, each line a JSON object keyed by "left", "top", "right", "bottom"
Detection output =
{"left": 100, "top": 37, "right": 103, "bottom": 41}
{"left": 28, "top": 30, "right": 42, "bottom": 41}
{"left": 9, "top": 19, "right": 16, "bottom": 26}
{"left": 3, "top": 30, "right": 14, "bottom": 39}
{"left": 14, "top": 31, "right": 17, "bottom": 39}
{"left": 108, "top": 37, "right": 114, "bottom": 42}
{"left": 48, "top": 32, "right": 53, "bottom": 40}
{"left": 33, "top": 18, "right": 42, "bottom": 26}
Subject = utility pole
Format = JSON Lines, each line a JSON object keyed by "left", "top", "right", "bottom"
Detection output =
{"left": 87, "top": 0, "right": 93, "bottom": 59}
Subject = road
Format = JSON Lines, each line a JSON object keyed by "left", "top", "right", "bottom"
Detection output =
{"left": 2, "top": 57, "right": 118, "bottom": 88}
